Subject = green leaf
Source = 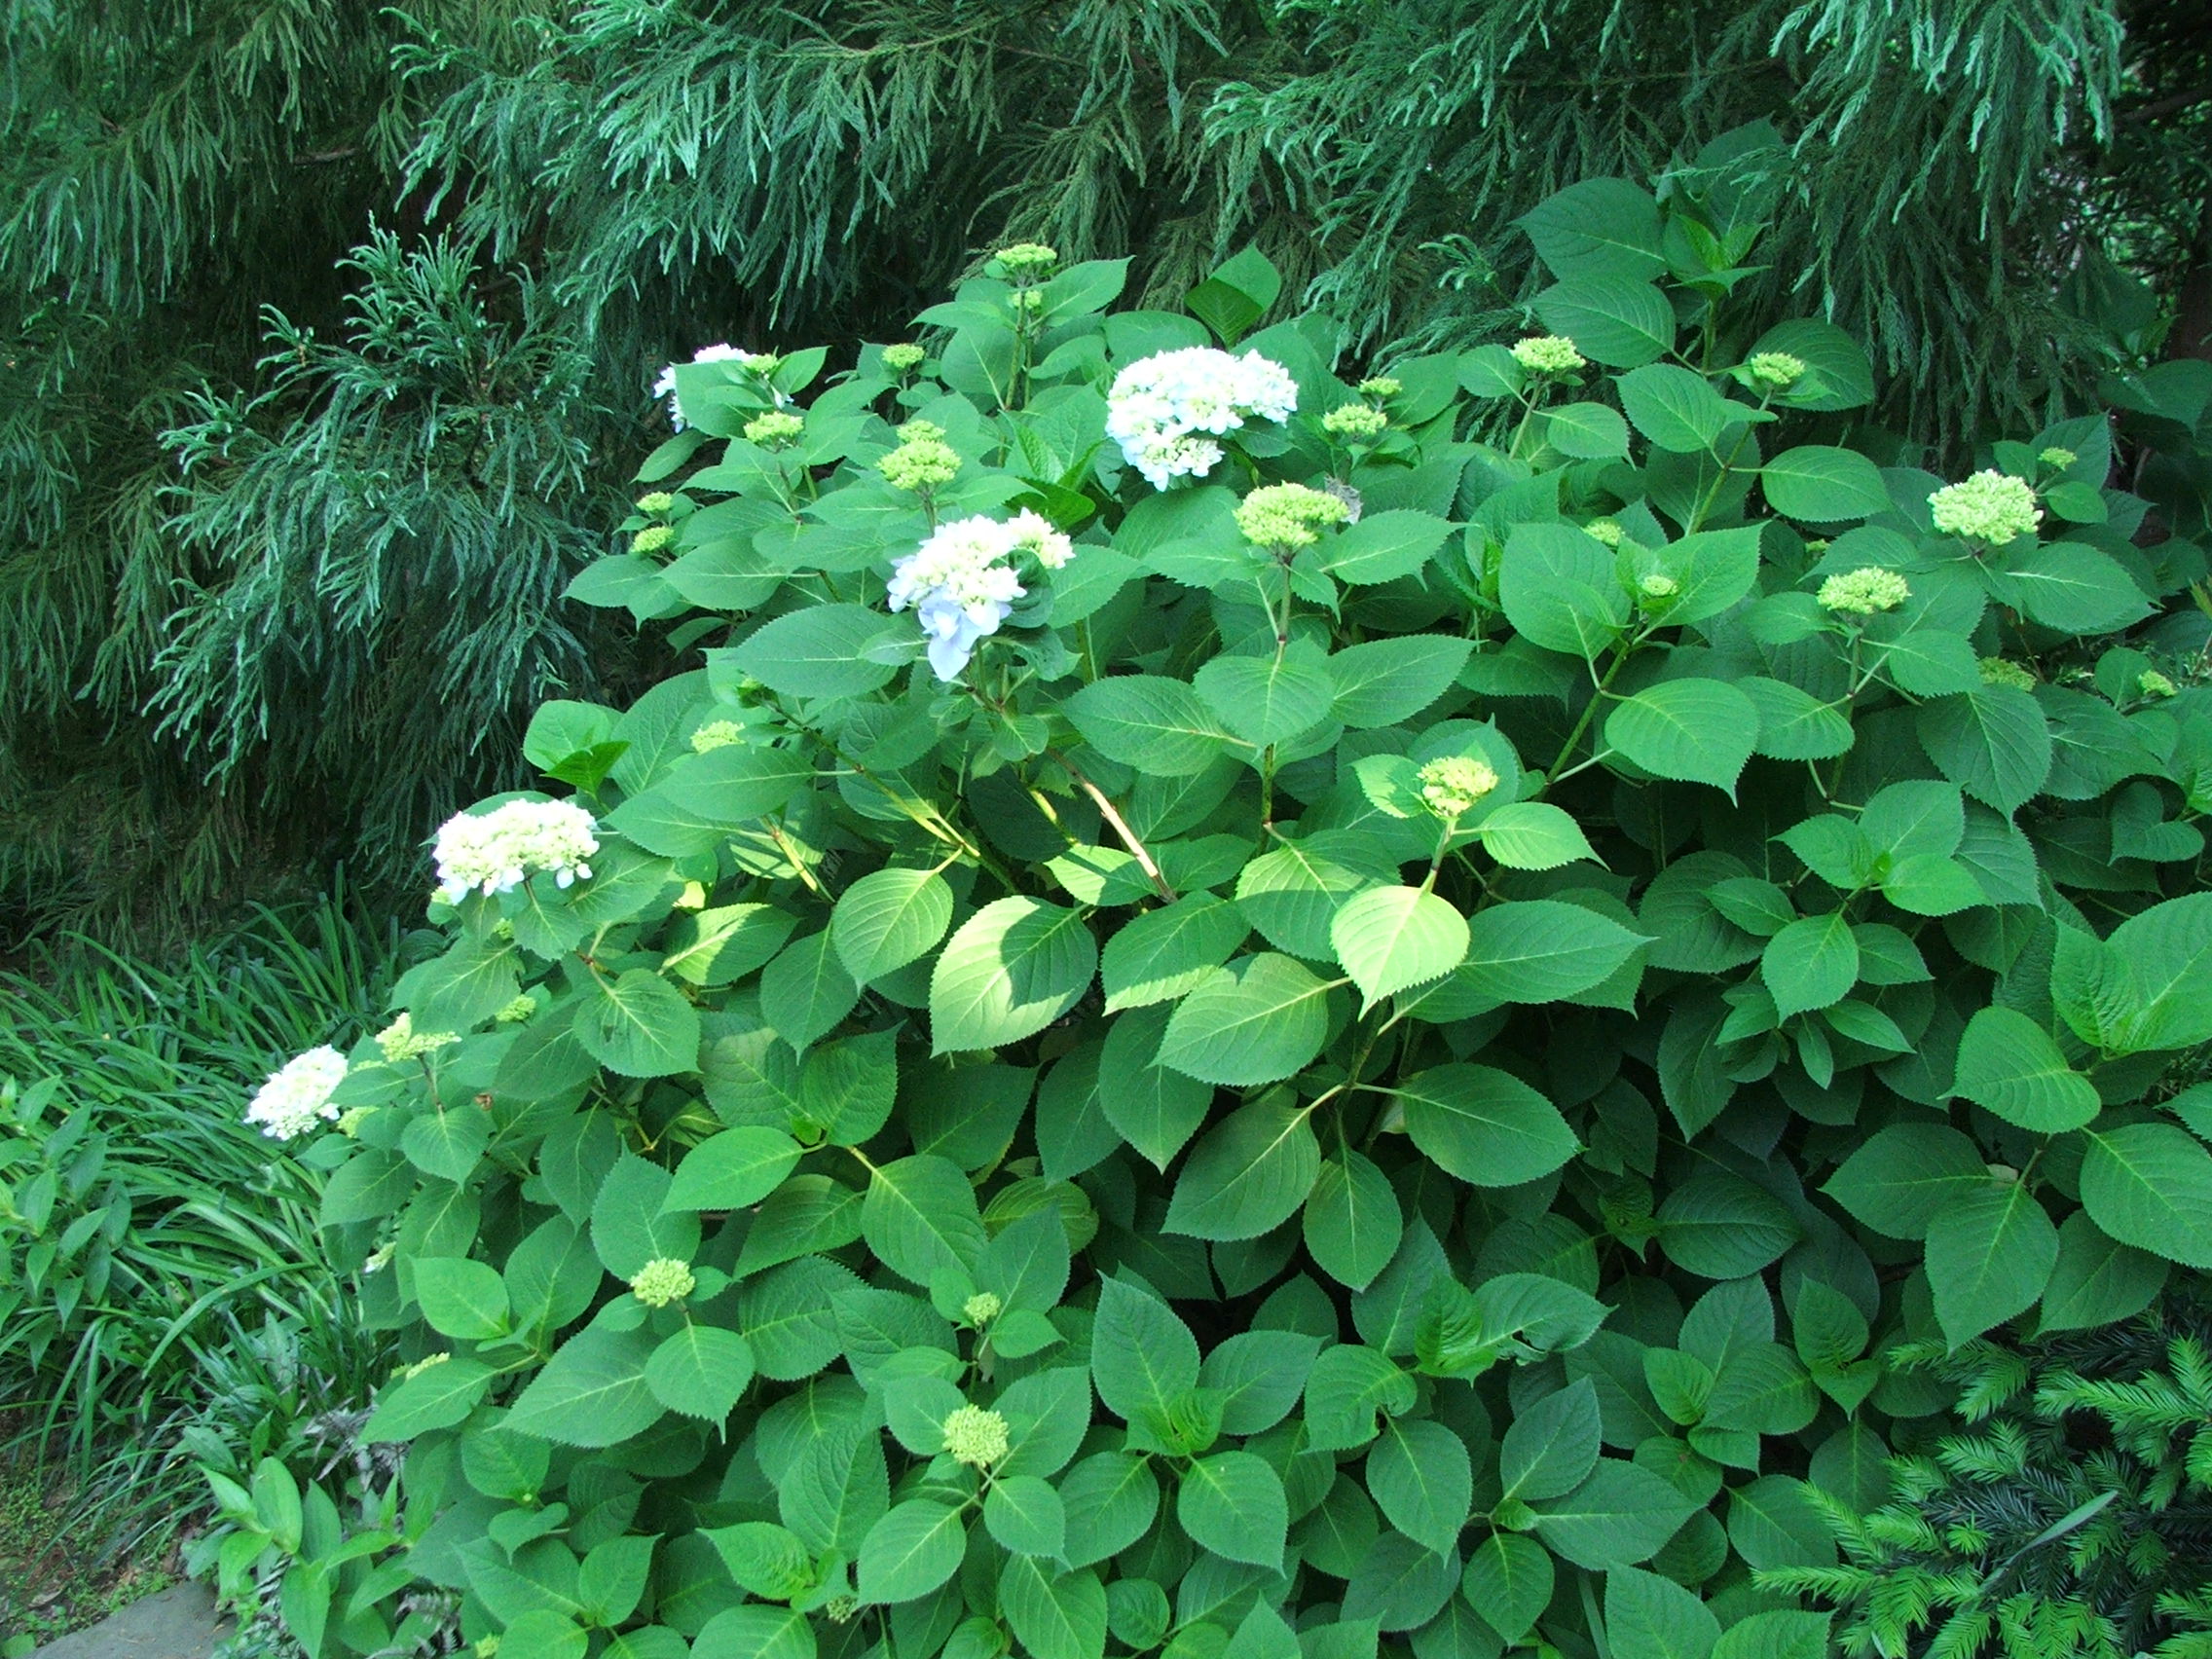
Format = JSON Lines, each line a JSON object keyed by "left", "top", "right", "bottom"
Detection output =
{"left": 1825, "top": 1123, "right": 1990, "bottom": 1239}
{"left": 591, "top": 1154, "right": 699, "bottom": 1279}
{"left": 662, "top": 744, "right": 817, "bottom": 829}
{"left": 730, "top": 605, "right": 901, "bottom": 698}
{"left": 1156, "top": 954, "right": 1335, "bottom": 1086}
{"left": 1060, "top": 1453, "right": 1161, "bottom": 1567}
{"left": 2003, "top": 543, "right": 2153, "bottom": 633}
{"left": 1532, "top": 276, "right": 1675, "bottom": 367}
{"left": 1714, "top": 1612, "right": 1831, "bottom": 1659}
{"left": 1916, "top": 685, "right": 2051, "bottom": 816}
{"left": 1000, "top": 1556, "right": 1106, "bottom": 1659}
{"left": 507, "top": 1327, "right": 662, "bottom": 1447}
{"left": 401, "top": 1109, "right": 490, "bottom": 1183}
{"left": 413, "top": 1257, "right": 509, "bottom": 1341}
{"left": 1498, "top": 1379, "right": 1601, "bottom": 1501}
{"left": 645, "top": 1324, "right": 755, "bottom": 1420}
{"left": 2080, "top": 1124, "right": 2212, "bottom": 1269}
{"left": 2037, "top": 1213, "right": 2168, "bottom": 1333}
{"left": 1741, "top": 677, "right": 1855, "bottom": 760}
{"left": 1462, "top": 1533, "right": 1553, "bottom": 1643}
{"left": 1235, "top": 837, "right": 1385, "bottom": 958}
{"left": 1199, "top": 1330, "right": 1324, "bottom": 1435}
{"left": 1178, "top": 1450, "right": 1288, "bottom": 1567}
{"left": 1063, "top": 677, "right": 1238, "bottom": 774}
{"left": 1616, "top": 364, "right": 1744, "bottom": 453}
{"left": 2105, "top": 896, "right": 2212, "bottom": 1051}
{"left": 1927, "top": 1181, "right": 2057, "bottom": 1346}
{"left": 1950, "top": 1007, "right": 2099, "bottom": 1132}
{"left": 1760, "top": 911, "right": 1859, "bottom": 1019}
{"left": 985, "top": 1475, "right": 1068, "bottom": 1557}
{"left": 1530, "top": 1460, "right": 1697, "bottom": 1569}
{"left": 665, "top": 1126, "right": 802, "bottom": 1211}
{"left": 758, "top": 930, "right": 860, "bottom": 1051}
{"left": 831, "top": 867, "right": 954, "bottom": 984}
{"left": 1332, "top": 886, "right": 1469, "bottom": 1009}
{"left": 1091, "top": 1278, "right": 1200, "bottom": 1424}
{"left": 1394, "top": 1064, "right": 1577, "bottom": 1187}
{"left": 1327, "top": 636, "right": 1474, "bottom": 729}
{"left": 1196, "top": 648, "right": 1338, "bottom": 747}
{"left": 1500, "top": 523, "right": 1629, "bottom": 658}
{"left": 930, "top": 897, "right": 1096, "bottom": 1053}
{"left": 1101, "top": 896, "right": 1249, "bottom": 1013}
{"left": 1518, "top": 178, "right": 1667, "bottom": 280}
{"left": 1320, "top": 510, "right": 1455, "bottom": 586}
{"left": 1546, "top": 401, "right": 1632, "bottom": 459}
{"left": 1656, "top": 1174, "right": 1799, "bottom": 1278}
{"left": 695, "top": 1605, "right": 817, "bottom": 1659}
{"left": 858, "top": 1499, "right": 968, "bottom": 1604}
{"left": 1604, "top": 1565, "right": 1717, "bottom": 1659}
{"left": 364, "top": 1357, "right": 492, "bottom": 1442}
{"left": 862, "top": 1155, "right": 987, "bottom": 1286}
{"left": 1457, "top": 901, "right": 1649, "bottom": 1004}
{"left": 1368, "top": 1418, "right": 1472, "bottom": 1555}
{"left": 1759, "top": 446, "right": 1889, "bottom": 522}
{"left": 1098, "top": 1004, "right": 1213, "bottom": 1168}
{"left": 1604, "top": 680, "right": 1759, "bottom": 794}
{"left": 1473, "top": 802, "right": 1600, "bottom": 870}
{"left": 1304, "top": 1152, "right": 1404, "bottom": 1290}
{"left": 1164, "top": 1098, "right": 1322, "bottom": 1240}
{"left": 577, "top": 969, "right": 700, "bottom": 1079}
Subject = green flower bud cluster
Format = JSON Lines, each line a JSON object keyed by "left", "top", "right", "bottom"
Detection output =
{"left": 941, "top": 1403, "right": 1011, "bottom": 1467}
{"left": 962, "top": 1290, "right": 1003, "bottom": 1325}
{"left": 877, "top": 420, "right": 961, "bottom": 493}
{"left": 376, "top": 1012, "right": 460, "bottom": 1063}
{"left": 337, "top": 1106, "right": 372, "bottom": 1138}
{"left": 1510, "top": 335, "right": 1585, "bottom": 376}
{"left": 496, "top": 992, "right": 539, "bottom": 1024}
{"left": 1235, "top": 482, "right": 1351, "bottom": 550}
{"left": 630, "top": 1257, "right": 695, "bottom": 1308}
{"left": 1929, "top": 470, "right": 2042, "bottom": 546}
{"left": 1818, "top": 567, "right": 1911, "bottom": 616}
{"left": 1010, "top": 287, "right": 1046, "bottom": 314}
{"left": 2039, "top": 447, "right": 2077, "bottom": 469}
{"left": 994, "top": 242, "right": 1058, "bottom": 276}
{"left": 1322, "top": 403, "right": 1389, "bottom": 442}
{"left": 745, "top": 411, "right": 804, "bottom": 448}
{"left": 1585, "top": 519, "right": 1624, "bottom": 548}
{"left": 2139, "top": 669, "right": 2178, "bottom": 699}
{"left": 1746, "top": 351, "right": 1807, "bottom": 390}
{"left": 399, "top": 1352, "right": 451, "bottom": 1382}
{"left": 631, "top": 523, "right": 674, "bottom": 555}
{"left": 690, "top": 719, "right": 748, "bottom": 753}
{"left": 825, "top": 1597, "right": 861, "bottom": 1625}
{"left": 1639, "top": 572, "right": 1680, "bottom": 603}
{"left": 636, "top": 492, "right": 675, "bottom": 514}
{"left": 1357, "top": 376, "right": 1402, "bottom": 398}
{"left": 882, "top": 343, "right": 925, "bottom": 373}
{"left": 1977, "top": 657, "right": 2037, "bottom": 691}
{"left": 1418, "top": 755, "right": 1500, "bottom": 819}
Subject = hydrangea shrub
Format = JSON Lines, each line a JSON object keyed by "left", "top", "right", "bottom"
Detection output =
{"left": 240, "top": 181, "right": 2212, "bottom": 1658}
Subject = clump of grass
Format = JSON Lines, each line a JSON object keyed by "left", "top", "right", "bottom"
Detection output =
{"left": 0, "top": 1438, "right": 176, "bottom": 1649}
{"left": 0, "top": 889, "right": 424, "bottom": 1561}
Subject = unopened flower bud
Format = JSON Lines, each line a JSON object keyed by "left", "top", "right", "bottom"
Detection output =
{"left": 1977, "top": 657, "right": 2036, "bottom": 691}
{"left": 882, "top": 343, "right": 925, "bottom": 373}
{"left": 1585, "top": 519, "right": 1624, "bottom": 548}
{"left": 963, "top": 1291, "right": 1003, "bottom": 1326}
{"left": 631, "top": 524, "right": 674, "bottom": 555}
{"left": 1357, "top": 376, "right": 1402, "bottom": 399}
{"left": 630, "top": 1257, "right": 695, "bottom": 1309}
{"left": 1418, "top": 755, "right": 1500, "bottom": 819}
{"left": 636, "top": 492, "right": 675, "bottom": 513}
{"left": 1510, "top": 335, "right": 1584, "bottom": 376}
{"left": 1746, "top": 351, "right": 1806, "bottom": 390}
{"left": 941, "top": 1404, "right": 1012, "bottom": 1467}
{"left": 1817, "top": 567, "right": 1911, "bottom": 616}
{"left": 745, "top": 411, "right": 804, "bottom": 448}
{"left": 690, "top": 719, "right": 747, "bottom": 753}
{"left": 1322, "top": 404, "right": 1389, "bottom": 442}
{"left": 2138, "top": 669, "right": 2177, "bottom": 699}
{"left": 1235, "top": 482, "right": 1351, "bottom": 550}
{"left": 995, "top": 242, "right": 1058, "bottom": 276}
{"left": 1929, "top": 471, "right": 2042, "bottom": 546}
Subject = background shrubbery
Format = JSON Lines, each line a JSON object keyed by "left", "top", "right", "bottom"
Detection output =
{"left": 3, "top": 0, "right": 2209, "bottom": 941}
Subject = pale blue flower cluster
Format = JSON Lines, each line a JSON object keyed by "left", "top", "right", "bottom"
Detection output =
{"left": 887, "top": 511, "right": 1073, "bottom": 680}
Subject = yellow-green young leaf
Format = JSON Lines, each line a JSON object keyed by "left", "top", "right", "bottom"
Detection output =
{"left": 830, "top": 867, "right": 954, "bottom": 984}
{"left": 1949, "top": 1007, "right": 2099, "bottom": 1132}
{"left": 1100, "top": 895, "right": 1250, "bottom": 1013}
{"left": 1604, "top": 680, "right": 1759, "bottom": 795}
{"left": 858, "top": 1499, "right": 967, "bottom": 1604}
{"left": 1164, "top": 1098, "right": 1321, "bottom": 1240}
{"left": 664, "top": 1126, "right": 803, "bottom": 1211}
{"left": 1393, "top": 1064, "right": 1577, "bottom": 1187}
{"left": 2080, "top": 1124, "right": 2212, "bottom": 1269}
{"left": 1177, "top": 1450, "right": 1287, "bottom": 1567}
{"left": 1926, "top": 1180, "right": 2057, "bottom": 1346}
{"left": 930, "top": 897, "right": 1096, "bottom": 1054}
{"left": 1156, "top": 954, "right": 1335, "bottom": 1086}
{"left": 1331, "top": 886, "right": 1468, "bottom": 1009}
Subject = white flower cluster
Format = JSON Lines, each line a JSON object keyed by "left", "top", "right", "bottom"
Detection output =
{"left": 1105, "top": 348, "right": 1298, "bottom": 489}
{"left": 652, "top": 343, "right": 778, "bottom": 428}
{"left": 887, "top": 510, "right": 1073, "bottom": 681}
{"left": 246, "top": 1046, "right": 349, "bottom": 1141}
{"left": 432, "top": 799, "right": 600, "bottom": 904}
